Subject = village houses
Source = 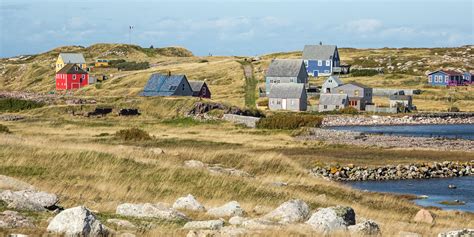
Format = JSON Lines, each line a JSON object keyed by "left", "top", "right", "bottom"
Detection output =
{"left": 427, "top": 70, "right": 465, "bottom": 86}
{"left": 334, "top": 82, "right": 373, "bottom": 111}
{"left": 318, "top": 93, "right": 348, "bottom": 112}
{"left": 321, "top": 76, "right": 343, "bottom": 94}
{"left": 188, "top": 80, "right": 211, "bottom": 99}
{"left": 55, "top": 64, "right": 89, "bottom": 90}
{"left": 268, "top": 83, "right": 307, "bottom": 112}
{"left": 56, "top": 53, "right": 87, "bottom": 72}
{"left": 141, "top": 73, "right": 211, "bottom": 98}
{"left": 265, "top": 59, "right": 308, "bottom": 96}
{"left": 302, "top": 43, "right": 340, "bottom": 77}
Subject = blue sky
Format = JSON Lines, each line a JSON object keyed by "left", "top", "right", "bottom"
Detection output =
{"left": 0, "top": 0, "right": 473, "bottom": 57}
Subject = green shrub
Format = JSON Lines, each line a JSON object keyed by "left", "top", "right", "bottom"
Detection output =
{"left": 256, "top": 113, "right": 323, "bottom": 129}
{"left": 115, "top": 128, "right": 151, "bottom": 141}
{"left": 0, "top": 124, "right": 10, "bottom": 133}
{"left": 351, "top": 69, "right": 379, "bottom": 77}
{"left": 116, "top": 61, "right": 150, "bottom": 71}
{"left": 338, "top": 107, "right": 359, "bottom": 114}
{"left": 0, "top": 98, "right": 45, "bottom": 112}
{"left": 447, "top": 106, "right": 460, "bottom": 112}
{"left": 108, "top": 59, "right": 126, "bottom": 67}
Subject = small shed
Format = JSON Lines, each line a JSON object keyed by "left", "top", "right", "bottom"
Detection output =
{"left": 140, "top": 73, "right": 193, "bottom": 97}
{"left": 321, "top": 76, "right": 344, "bottom": 93}
{"left": 268, "top": 83, "right": 307, "bottom": 112}
{"left": 188, "top": 80, "right": 211, "bottom": 99}
{"left": 318, "top": 93, "right": 348, "bottom": 112}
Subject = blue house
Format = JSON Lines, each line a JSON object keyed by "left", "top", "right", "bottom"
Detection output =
{"left": 141, "top": 73, "right": 193, "bottom": 96}
{"left": 302, "top": 44, "right": 340, "bottom": 77}
{"left": 463, "top": 72, "right": 473, "bottom": 84}
{"left": 427, "top": 70, "right": 464, "bottom": 87}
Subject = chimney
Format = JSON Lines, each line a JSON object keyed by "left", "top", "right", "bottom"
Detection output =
{"left": 320, "top": 41, "right": 323, "bottom": 45}
{"left": 168, "top": 71, "right": 171, "bottom": 76}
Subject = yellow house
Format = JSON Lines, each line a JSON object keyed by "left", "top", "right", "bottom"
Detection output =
{"left": 56, "top": 53, "right": 87, "bottom": 72}
{"left": 95, "top": 59, "right": 110, "bottom": 67}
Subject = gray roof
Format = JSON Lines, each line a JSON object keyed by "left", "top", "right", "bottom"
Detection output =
{"left": 302, "top": 45, "right": 337, "bottom": 60}
{"left": 319, "top": 93, "right": 348, "bottom": 105}
{"left": 266, "top": 59, "right": 305, "bottom": 77}
{"left": 188, "top": 80, "right": 205, "bottom": 92}
{"left": 59, "top": 53, "right": 86, "bottom": 64}
{"left": 323, "top": 76, "right": 343, "bottom": 85}
{"left": 389, "top": 95, "right": 412, "bottom": 100}
{"left": 141, "top": 74, "right": 187, "bottom": 96}
{"left": 344, "top": 81, "right": 371, "bottom": 89}
{"left": 268, "top": 83, "right": 305, "bottom": 99}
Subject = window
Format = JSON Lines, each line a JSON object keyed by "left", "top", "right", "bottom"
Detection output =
{"left": 428, "top": 75, "right": 432, "bottom": 82}
{"left": 291, "top": 100, "right": 294, "bottom": 105}
{"left": 74, "top": 66, "right": 78, "bottom": 71}
{"left": 324, "top": 105, "right": 327, "bottom": 109}
{"left": 290, "top": 79, "right": 294, "bottom": 82}
{"left": 72, "top": 75, "right": 76, "bottom": 80}
{"left": 342, "top": 99, "right": 346, "bottom": 104}
{"left": 318, "top": 60, "right": 322, "bottom": 66}
{"left": 335, "top": 105, "right": 340, "bottom": 109}
{"left": 326, "top": 60, "right": 330, "bottom": 66}
{"left": 329, "top": 80, "right": 332, "bottom": 83}
{"left": 277, "top": 100, "right": 281, "bottom": 105}
{"left": 304, "top": 60, "right": 308, "bottom": 67}
{"left": 445, "top": 76, "right": 449, "bottom": 83}
{"left": 324, "top": 70, "right": 329, "bottom": 73}
{"left": 202, "top": 87, "right": 207, "bottom": 96}
{"left": 81, "top": 74, "right": 85, "bottom": 79}
{"left": 354, "top": 90, "right": 359, "bottom": 96}
{"left": 169, "top": 86, "right": 177, "bottom": 90}
{"left": 182, "top": 84, "right": 185, "bottom": 90}
{"left": 339, "top": 90, "right": 344, "bottom": 94}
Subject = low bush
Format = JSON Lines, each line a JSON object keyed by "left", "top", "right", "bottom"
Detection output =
{"left": 351, "top": 69, "right": 379, "bottom": 77}
{"left": 256, "top": 113, "right": 323, "bottom": 129}
{"left": 338, "top": 107, "right": 359, "bottom": 114}
{"left": 0, "top": 124, "right": 10, "bottom": 133}
{"left": 0, "top": 98, "right": 45, "bottom": 112}
{"left": 115, "top": 128, "right": 151, "bottom": 141}
{"left": 116, "top": 61, "right": 150, "bottom": 71}
{"left": 447, "top": 106, "right": 460, "bottom": 112}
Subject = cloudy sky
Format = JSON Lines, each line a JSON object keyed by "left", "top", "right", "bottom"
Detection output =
{"left": 0, "top": 0, "right": 472, "bottom": 57}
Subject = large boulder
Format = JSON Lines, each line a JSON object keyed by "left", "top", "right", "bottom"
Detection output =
{"left": 305, "top": 206, "right": 356, "bottom": 234}
{"left": 206, "top": 201, "right": 245, "bottom": 218}
{"left": 413, "top": 209, "right": 434, "bottom": 224}
{"left": 173, "top": 194, "right": 205, "bottom": 212}
{"left": 0, "top": 210, "right": 35, "bottom": 228}
{"left": 0, "top": 175, "right": 35, "bottom": 191}
{"left": 263, "top": 199, "right": 310, "bottom": 224}
{"left": 0, "top": 190, "right": 59, "bottom": 211}
{"left": 47, "top": 206, "right": 108, "bottom": 236}
{"left": 116, "top": 203, "right": 188, "bottom": 221}
{"left": 438, "top": 229, "right": 474, "bottom": 237}
{"left": 183, "top": 220, "right": 224, "bottom": 230}
{"left": 348, "top": 220, "right": 381, "bottom": 236}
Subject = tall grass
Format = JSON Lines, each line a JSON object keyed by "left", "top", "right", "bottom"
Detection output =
{"left": 257, "top": 113, "right": 323, "bottom": 129}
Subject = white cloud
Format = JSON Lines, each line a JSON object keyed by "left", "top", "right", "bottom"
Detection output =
{"left": 344, "top": 19, "right": 383, "bottom": 33}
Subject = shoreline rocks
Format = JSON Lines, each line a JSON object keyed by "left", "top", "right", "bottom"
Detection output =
{"left": 310, "top": 161, "right": 473, "bottom": 181}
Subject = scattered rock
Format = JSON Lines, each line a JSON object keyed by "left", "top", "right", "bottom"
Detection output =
{"left": 263, "top": 199, "right": 309, "bottom": 224}
{"left": 149, "top": 148, "right": 164, "bottom": 155}
{"left": 438, "top": 229, "right": 474, "bottom": 237}
{"left": 0, "top": 175, "right": 35, "bottom": 191}
{"left": 183, "top": 220, "right": 224, "bottom": 230}
{"left": 413, "top": 209, "right": 434, "bottom": 224}
{"left": 116, "top": 203, "right": 188, "bottom": 221}
{"left": 184, "top": 160, "right": 206, "bottom": 169}
{"left": 0, "top": 190, "right": 59, "bottom": 211}
{"left": 252, "top": 205, "right": 272, "bottom": 215}
{"left": 106, "top": 219, "right": 136, "bottom": 229}
{"left": 47, "top": 206, "right": 108, "bottom": 236}
{"left": 173, "top": 194, "right": 205, "bottom": 212}
{"left": 348, "top": 220, "right": 381, "bottom": 236}
{"left": 229, "top": 216, "right": 246, "bottom": 226}
{"left": 241, "top": 218, "right": 280, "bottom": 230}
{"left": 186, "top": 226, "right": 247, "bottom": 237}
{"left": 0, "top": 210, "right": 35, "bottom": 228}
{"left": 206, "top": 201, "right": 245, "bottom": 218}
{"left": 305, "top": 206, "right": 356, "bottom": 234}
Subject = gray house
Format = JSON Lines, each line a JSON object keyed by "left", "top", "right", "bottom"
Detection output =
{"left": 321, "top": 76, "right": 344, "bottom": 93}
{"left": 141, "top": 73, "right": 193, "bottom": 97}
{"left": 265, "top": 59, "right": 308, "bottom": 95}
{"left": 334, "top": 82, "right": 373, "bottom": 111}
{"left": 318, "top": 93, "right": 349, "bottom": 112}
{"left": 268, "top": 83, "right": 307, "bottom": 111}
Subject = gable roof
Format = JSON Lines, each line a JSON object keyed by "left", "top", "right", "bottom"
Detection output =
{"left": 141, "top": 74, "right": 188, "bottom": 96}
{"left": 188, "top": 81, "right": 205, "bottom": 92}
{"left": 266, "top": 59, "right": 305, "bottom": 77}
{"left": 345, "top": 81, "right": 371, "bottom": 89}
{"left": 56, "top": 64, "right": 88, "bottom": 74}
{"left": 428, "top": 70, "right": 462, "bottom": 76}
{"left": 268, "top": 83, "right": 305, "bottom": 99}
{"left": 319, "top": 93, "right": 348, "bottom": 105}
{"left": 323, "top": 76, "right": 343, "bottom": 86}
{"left": 59, "top": 53, "right": 86, "bottom": 64}
{"left": 302, "top": 45, "right": 337, "bottom": 60}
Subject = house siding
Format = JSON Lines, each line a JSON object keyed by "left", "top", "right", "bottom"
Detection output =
{"left": 171, "top": 78, "right": 193, "bottom": 96}
{"left": 335, "top": 84, "right": 372, "bottom": 111}
{"left": 304, "top": 48, "right": 340, "bottom": 77}
{"left": 268, "top": 97, "right": 306, "bottom": 112}
{"left": 55, "top": 73, "right": 88, "bottom": 90}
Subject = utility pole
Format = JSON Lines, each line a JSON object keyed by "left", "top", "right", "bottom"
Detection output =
{"left": 129, "top": 25, "right": 134, "bottom": 45}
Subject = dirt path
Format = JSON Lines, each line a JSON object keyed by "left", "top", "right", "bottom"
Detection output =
{"left": 242, "top": 63, "right": 257, "bottom": 108}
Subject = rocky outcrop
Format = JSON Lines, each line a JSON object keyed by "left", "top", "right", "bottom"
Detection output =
{"left": 305, "top": 206, "right": 356, "bottom": 234}
{"left": 438, "top": 229, "right": 474, "bottom": 237}
{"left": 173, "top": 194, "right": 206, "bottom": 212}
{"left": 0, "top": 190, "right": 59, "bottom": 211}
{"left": 262, "top": 199, "right": 310, "bottom": 224}
{"left": 0, "top": 210, "right": 35, "bottom": 228}
{"left": 116, "top": 203, "right": 188, "bottom": 221}
{"left": 47, "top": 206, "right": 108, "bottom": 236}
{"left": 183, "top": 220, "right": 224, "bottom": 230}
{"left": 348, "top": 220, "right": 381, "bottom": 236}
{"left": 0, "top": 175, "right": 35, "bottom": 191}
{"left": 310, "top": 161, "right": 473, "bottom": 181}
{"left": 206, "top": 201, "right": 245, "bottom": 218}
{"left": 322, "top": 114, "right": 474, "bottom": 127}
{"left": 413, "top": 209, "right": 434, "bottom": 224}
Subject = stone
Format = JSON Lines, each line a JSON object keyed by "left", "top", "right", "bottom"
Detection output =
{"left": 186, "top": 226, "right": 247, "bottom": 237}
{"left": 116, "top": 203, "right": 188, "bottom": 221}
{"left": 173, "top": 194, "right": 205, "bottom": 212}
{"left": 0, "top": 210, "right": 35, "bottom": 228}
{"left": 252, "top": 205, "right": 272, "bottom": 215}
{"left": 183, "top": 220, "right": 224, "bottom": 230}
{"left": 413, "top": 209, "right": 434, "bottom": 224}
{"left": 305, "top": 206, "right": 356, "bottom": 234}
{"left": 184, "top": 160, "right": 206, "bottom": 169}
{"left": 399, "top": 231, "right": 422, "bottom": 237}
{"left": 0, "top": 190, "right": 59, "bottom": 211}
{"left": 229, "top": 216, "right": 246, "bottom": 226}
{"left": 0, "top": 175, "right": 35, "bottom": 191}
{"left": 206, "top": 201, "right": 245, "bottom": 218}
{"left": 438, "top": 229, "right": 474, "bottom": 237}
{"left": 47, "top": 206, "right": 108, "bottom": 236}
{"left": 241, "top": 218, "right": 280, "bottom": 230}
{"left": 348, "top": 220, "right": 381, "bottom": 236}
{"left": 106, "top": 218, "right": 136, "bottom": 229}
{"left": 263, "top": 199, "right": 310, "bottom": 224}
{"left": 149, "top": 148, "right": 164, "bottom": 155}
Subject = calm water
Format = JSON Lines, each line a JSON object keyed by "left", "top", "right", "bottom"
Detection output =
{"left": 348, "top": 176, "right": 474, "bottom": 212}
{"left": 329, "top": 124, "right": 474, "bottom": 140}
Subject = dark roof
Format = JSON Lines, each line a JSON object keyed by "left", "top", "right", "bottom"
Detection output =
{"left": 141, "top": 74, "right": 187, "bottom": 96}
{"left": 266, "top": 59, "right": 305, "bottom": 77}
{"left": 389, "top": 95, "right": 412, "bottom": 100}
{"left": 302, "top": 45, "right": 337, "bottom": 60}
{"left": 56, "top": 64, "right": 88, "bottom": 74}
{"left": 319, "top": 93, "right": 348, "bottom": 105}
{"left": 188, "top": 81, "right": 205, "bottom": 92}
{"left": 59, "top": 53, "right": 86, "bottom": 64}
{"left": 346, "top": 81, "right": 371, "bottom": 89}
{"left": 268, "top": 83, "right": 305, "bottom": 99}
{"left": 428, "top": 70, "right": 462, "bottom": 76}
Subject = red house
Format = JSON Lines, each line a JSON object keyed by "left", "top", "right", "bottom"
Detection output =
{"left": 55, "top": 64, "right": 89, "bottom": 90}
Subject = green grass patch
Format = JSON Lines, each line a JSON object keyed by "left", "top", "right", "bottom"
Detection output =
{"left": 0, "top": 98, "right": 45, "bottom": 112}
{"left": 161, "top": 117, "right": 221, "bottom": 127}
{"left": 257, "top": 113, "right": 323, "bottom": 130}
{"left": 115, "top": 128, "right": 152, "bottom": 141}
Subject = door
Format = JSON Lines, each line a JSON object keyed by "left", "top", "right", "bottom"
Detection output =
{"left": 313, "top": 71, "right": 319, "bottom": 77}
{"left": 282, "top": 99, "right": 287, "bottom": 110}
{"left": 71, "top": 83, "right": 81, "bottom": 89}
